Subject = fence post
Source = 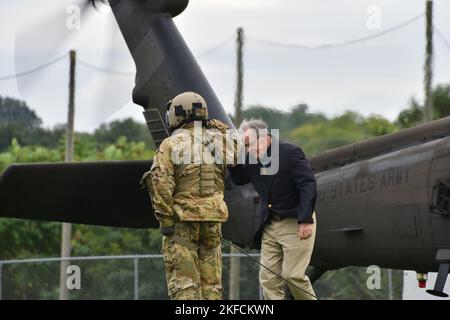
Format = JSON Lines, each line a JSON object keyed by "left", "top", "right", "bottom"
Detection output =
{"left": 0, "top": 261, "right": 3, "bottom": 300}
{"left": 134, "top": 256, "right": 139, "bottom": 300}
{"left": 387, "top": 269, "right": 393, "bottom": 300}
{"left": 258, "top": 256, "right": 263, "bottom": 300}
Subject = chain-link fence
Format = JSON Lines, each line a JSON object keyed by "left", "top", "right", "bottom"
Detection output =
{"left": 0, "top": 254, "right": 262, "bottom": 300}
{"left": 0, "top": 254, "right": 402, "bottom": 300}
{"left": 314, "top": 267, "right": 403, "bottom": 300}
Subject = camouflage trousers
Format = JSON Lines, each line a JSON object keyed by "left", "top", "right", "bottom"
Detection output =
{"left": 162, "top": 220, "right": 223, "bottom": 300}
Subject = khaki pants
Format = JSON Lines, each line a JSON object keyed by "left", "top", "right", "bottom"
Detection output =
{"left": 259, "top": 213, "right": 317, "bottom": 300}
{"left": 162, "top": 220, "right": 223, "bottom": 300}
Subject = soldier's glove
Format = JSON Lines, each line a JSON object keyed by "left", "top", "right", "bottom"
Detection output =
{"left": 159, "top": 216, "right": 175, "bottom": 237}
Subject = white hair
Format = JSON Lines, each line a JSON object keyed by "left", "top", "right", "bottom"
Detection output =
{"left": 239, "top": 118, "right": 268, "bottom": 137}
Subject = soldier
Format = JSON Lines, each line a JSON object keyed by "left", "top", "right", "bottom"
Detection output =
{"left": 141, "top": 91, "right": 234, "bottom": 300}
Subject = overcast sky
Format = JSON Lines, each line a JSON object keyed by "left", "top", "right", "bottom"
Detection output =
{"left": 1, "top": 0, "right": 450, "bottom": 131}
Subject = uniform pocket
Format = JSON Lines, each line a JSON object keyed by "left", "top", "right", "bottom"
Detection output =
{"left": 162, "top": 223, "right": 199, "bottom": 297}
{"left": 167, "top": 275, "right": 195, "bottom": 296}
{"left": 213, "top": 195, "right": 229, "bottom": 221}
{"left": 179, "top": 164, "right": 200, "bottom": 177}
{"left": 201, "top": 222, "right": 222, "bottom": 250}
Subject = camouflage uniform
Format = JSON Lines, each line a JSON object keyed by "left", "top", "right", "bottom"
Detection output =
{"left": 142, "top": 119, "right": 234, "bottom": 300}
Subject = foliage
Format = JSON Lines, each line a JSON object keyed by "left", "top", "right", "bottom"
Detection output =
{"left": 0, "top": 137, "right": 155, "bottom": 261}
{"left": 94, "top": 118, "right": 155, "bottom": 150}
{"left": 396, "top": 84, "right": 450, "bottom": 129}
{"left": 231, "top": 104, "right": 327, "bottom": 134}
{"left": 287, "top": 111, "right": 397, "bottom": 156}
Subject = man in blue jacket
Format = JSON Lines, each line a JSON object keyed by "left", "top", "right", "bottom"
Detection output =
{"left": 228, "top": 118, "right": 317, "bottom": 300}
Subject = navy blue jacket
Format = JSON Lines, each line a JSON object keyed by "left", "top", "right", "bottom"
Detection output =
{"left": 228, "top": 139, "right": 317, "bottom": 238}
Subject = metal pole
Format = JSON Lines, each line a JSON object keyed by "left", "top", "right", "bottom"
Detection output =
{"left": 60, "top": 49, "right": 76, "bottom": 300}
{"left": 229, "top": 27, "right": 244, "bottom": 300}
{"left": 387, "top": 269, "right": 393, "bottom": 300}
{"left": 134, "top": 256, "right": 139, "bottom": 300}
{"left": 258, "top": 256, "right": 263, "bottom": 300}
{"left": 259, "top": 281, "right": 263, "bottom": 300}
{"left": 0, "top": 262, "right": 3, "bottom": 300}
{"left": 234, "top": 27, "right": 244, "bottom": 127}
{"left": 423, "top": 0, "right": 434, "bottom": 122}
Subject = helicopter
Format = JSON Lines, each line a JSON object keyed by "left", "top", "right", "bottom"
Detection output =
{"left": 1, "top": 0, "right": 449, "bottom": 298}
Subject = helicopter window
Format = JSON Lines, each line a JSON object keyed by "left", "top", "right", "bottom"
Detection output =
{"left": 430, "top": 178, "right": 450, "bottom": 216}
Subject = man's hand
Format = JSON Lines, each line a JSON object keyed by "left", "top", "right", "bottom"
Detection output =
{"left": 158, "top": 215, "right": 175, "bottom": 236}
{"left": 298, "top": 223, "right": 314, "bottom": 240}
{"left": 160, "top": 224, "right": 175, "bottom": 236}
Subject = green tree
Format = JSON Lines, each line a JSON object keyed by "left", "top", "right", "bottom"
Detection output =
{"left": 433, "top": 84, "right": 450, "bottom": 118}
{"left": 94, "top": 118, "right": 154, "bottom": 149}
{"left": 0, "top": 97, "right": 43, "bottom": 151}
{"left": 232, "top": 104, "right": 327, "bottom": 135}
{"left": 396, "top": 84, "right": 450, "bottom": 128}
{"left": 287, "top": 111, "right": 396, "bottom": 156}
{"left": 0, "top": 139, "right": 63, "bottom": 260}
{"left": 0, "top": 96, "right": 156, "bottom": 152}
{"left": 0, "top": 96, "right": 42, "bottom": 128}
{"left": 364, "top": 114, "right": 397, "bottom": 137}
{"left": 396, "top": 97, "right": 424, "bottom": 129}
{"left": 234, "top": 105, "right": 287, "bottom": 131}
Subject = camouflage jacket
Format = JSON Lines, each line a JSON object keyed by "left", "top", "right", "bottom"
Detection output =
{"left": 142, "top": 119, "right": 240, "bottom": 226}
